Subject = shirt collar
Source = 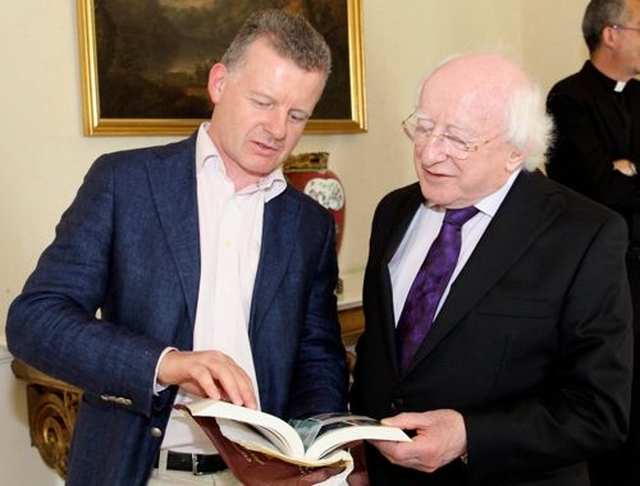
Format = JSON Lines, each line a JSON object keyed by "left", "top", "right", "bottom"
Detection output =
{"left": 474, "top": 169, "right": 520, "bottom": 218}
{"left": 584, "top": 60, "right": 627, "bottom": 92}
{"left": 195, "top": 122, "right": 286, "bottom": 201}
{"left": 426, "top": 169, "right": 520, "bottom": 218}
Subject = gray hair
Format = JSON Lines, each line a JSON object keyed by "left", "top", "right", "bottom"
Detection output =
{"left": 221, "top": 9, "right": 332, "bottom": 80}
{"left": 582, "top": 0, "right": 627, "bottom": 52}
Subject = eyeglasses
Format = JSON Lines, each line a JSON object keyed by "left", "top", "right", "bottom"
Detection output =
{"left": 610, "top": 23, "right": 640, "bottom": 33}
{"left": 401, "top": 113, "right": 501, "bottom": 160}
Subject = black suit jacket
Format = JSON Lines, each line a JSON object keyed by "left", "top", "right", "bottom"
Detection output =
{"left": 546, "top": 60, "right": 640, "bottom": 243}
{"left": 351, "top": 171, "right": 633, "bottom": 485}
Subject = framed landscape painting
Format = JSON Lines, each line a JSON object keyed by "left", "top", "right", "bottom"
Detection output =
{"left": 77, "top": 0, "right": 367, "bottom": 135}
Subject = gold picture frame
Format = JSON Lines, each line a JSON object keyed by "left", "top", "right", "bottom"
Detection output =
{"left": 77, "top": 0, "right": 367, "bottom": 136}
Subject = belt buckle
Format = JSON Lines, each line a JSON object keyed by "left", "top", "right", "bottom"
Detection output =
{"left": 191, "top": 453, "right": 204, "bottom": 476}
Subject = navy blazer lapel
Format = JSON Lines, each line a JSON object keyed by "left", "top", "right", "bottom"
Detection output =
{"left": 146, "top": 135, "right": 201, "bottom": 329}
{"left": 249, "top": 188, "right": 300, "bottom": 338}
{"left": 407, "top": 171, "right": 564, "bottom": 372}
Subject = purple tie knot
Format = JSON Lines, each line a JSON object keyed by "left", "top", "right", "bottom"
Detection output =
{"left": 443, "top": 206, "right": 479, "bottom": 227}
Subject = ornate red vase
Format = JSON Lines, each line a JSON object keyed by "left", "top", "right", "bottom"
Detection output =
{"left": 283, "top": 152, "right": 346, "bottom": 255}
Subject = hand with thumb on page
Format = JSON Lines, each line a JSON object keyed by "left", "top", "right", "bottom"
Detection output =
{"left": 373, "top": 409, "right": 467, "bottom": 473}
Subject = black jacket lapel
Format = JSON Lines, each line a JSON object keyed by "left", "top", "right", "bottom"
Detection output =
{"left": 407, "top": 171, "right": 564, "bottom": 372}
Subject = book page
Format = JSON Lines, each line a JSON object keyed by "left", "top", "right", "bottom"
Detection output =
{"left": 301, "top": 413, "right": 411, "bottom": 460}
{"left": 219, "top": 417, "right": 352, "bottom": 467}
{"left": 185, "top": 399, "right": 305, "bottom": 458}
{"left": 180, "top": 400, "right": 411, "bottom": 465}
{"left": 216, "top": 419, "right": 292, "bottom": 456}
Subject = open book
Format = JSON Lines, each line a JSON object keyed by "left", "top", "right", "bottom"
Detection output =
{"left": 176, "top": 399, "right": 410, "bottom": 467}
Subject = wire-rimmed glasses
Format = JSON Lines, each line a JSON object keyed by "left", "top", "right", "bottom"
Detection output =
{"left": 401, "top": 113, "right": 501, "bottom": 160}
{"left": 610, "top": 23, "right": 640, "bottom": 33}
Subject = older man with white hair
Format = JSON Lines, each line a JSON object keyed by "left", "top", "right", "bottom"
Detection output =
{"left": 351, "top": 52, "right": 634, "bottom": 486}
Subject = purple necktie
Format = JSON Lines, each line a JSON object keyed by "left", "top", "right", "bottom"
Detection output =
{"left": 396, "top": 206, "right": 479, "bottom": 373}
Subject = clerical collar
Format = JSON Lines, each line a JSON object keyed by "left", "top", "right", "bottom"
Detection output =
{"left": 615, "top": 80, "right": 627, "bottom": 92}
{"left": 584, "top": 60, "right": 628, "bottom": 92}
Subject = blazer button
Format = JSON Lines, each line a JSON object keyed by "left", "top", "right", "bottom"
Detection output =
{"left": 390, "top": 398, "right": 404, "bottom": 411}
{"left": 151, "top": 427, "right": 163, "bottom": 438}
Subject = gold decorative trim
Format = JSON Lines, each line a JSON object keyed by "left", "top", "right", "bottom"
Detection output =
{"left": 77, "top": 0, "right": 367, "bottom": 136}
{"left": 12, "top": 360, "right": 81, "bottom": 478}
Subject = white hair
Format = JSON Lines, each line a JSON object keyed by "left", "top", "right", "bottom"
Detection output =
{"left": 414, "top": 51, "right": 555, "bottom": 172}
{"left": 504, "top": 79, "right": 555, "bottom": 172}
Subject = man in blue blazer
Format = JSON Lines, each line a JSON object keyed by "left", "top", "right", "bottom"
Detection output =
{"left": 351, "top": 53, "right": 633, "bottom": 485}
{"left": 6, "top": 10, "right": 348, "bottom": 485}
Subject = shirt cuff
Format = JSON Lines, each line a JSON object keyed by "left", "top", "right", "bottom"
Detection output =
{"left": 154, "top": 347, "right": 178, "bottom": 395}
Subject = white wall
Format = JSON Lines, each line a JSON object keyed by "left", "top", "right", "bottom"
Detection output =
{"left": 0, "top": 347, "right": 64, "bottom": 485}
{"left": 0, "top": 0, "right": 588, "bottom": 483}
{"left": 522, "top": 0, "right": 589, "bottom": 89}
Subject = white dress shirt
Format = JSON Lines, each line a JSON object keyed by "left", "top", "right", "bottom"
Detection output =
{"left": 389, "top": 170, "right": 520, "bottom": 325}
{"left": 161, "top": 123, "right": 286, "bottom": 453}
